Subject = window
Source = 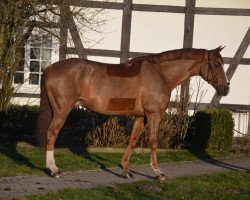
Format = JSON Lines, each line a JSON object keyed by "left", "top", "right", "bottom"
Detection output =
{"left": 29, "top": 35, "right": 52, "bottom": 85}
{"left": 14, "top": 35, "right": 52, "bottom": 85}
{"left": 14, "top": 47, "right": 25, "bottom": 84}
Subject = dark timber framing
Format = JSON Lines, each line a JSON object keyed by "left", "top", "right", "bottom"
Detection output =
{"left": 19, "top": 0, "right": 250, "bottom": 125}
{"left": 59, "top": 5, "right": 68, "bottom": 60}
{"left": 180, "top": 0, "right": 196, "bottom": 113}
{"left": 120, "top": 0, "right": 133, "bottom": 63}
{"left": 211, "top": 27, "right": 250, "bottom": 106}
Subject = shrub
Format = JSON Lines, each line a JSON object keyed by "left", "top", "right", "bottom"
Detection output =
{"left": 59, "top": 111, "right": 133, "bottom": 148}
{"left": 89, "top": 116, "right": 131, "bottom": 147}
{"left": 138, "top": 113, "right": 192, "bottom": 149}
{"left": 191, "top": 109, "right": 234, "bottom": 153}
{"left": 0, "top": 104, "right": 39, "bottom": 143}
{"left": 167, "top": 113, "right": 192, "bottom": 149}
{"left": 231, "top": 137, "right": 250, "bottom": 154}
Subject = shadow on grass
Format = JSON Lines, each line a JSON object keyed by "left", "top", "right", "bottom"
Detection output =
{"left": 186, "top": 148, "right": 250, "bottom": 173}
{"left": 67, "top": 145, "right": 156, "bottom": 180}
{"left": 0, "top": 137, "right": 45, "bottom": 174}
{"left": 68, "top": 145, "right": 127, "bottom": 178}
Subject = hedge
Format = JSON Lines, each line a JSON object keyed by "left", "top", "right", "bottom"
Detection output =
{"left": 191, "top": 109, "right": 234, "bottom": 153}
{"left": 0, "top": 105, "right": 132, "bottom": 147}
{"left": 0, "top": 105, "right": 39, "bottom": 143}
{"left": 0, "top": 105, "right": 235, "bottom": 152}
{"left": 0, "top": 105, "right": 190, "bottom": 148}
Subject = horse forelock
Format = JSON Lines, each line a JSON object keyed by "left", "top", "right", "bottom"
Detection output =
{"left": 147, "top": 48, "right": 207, "bottom": 64}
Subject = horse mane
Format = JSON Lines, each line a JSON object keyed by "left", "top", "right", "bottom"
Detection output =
{"left": 146, "top": 48, "right": 207, "bottom": 64}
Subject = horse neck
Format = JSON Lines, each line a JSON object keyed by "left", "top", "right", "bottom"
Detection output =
{"left": 158, "top": 59, "right": 204, "bottom": 90}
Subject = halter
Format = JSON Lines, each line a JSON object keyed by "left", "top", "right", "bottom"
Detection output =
{"left": 206, "top": 51, "right": 219, "bottom": 86}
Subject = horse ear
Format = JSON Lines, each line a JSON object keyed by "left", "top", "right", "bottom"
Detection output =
{"left": 214, "top": 45, "right": 225, "bottom": 52}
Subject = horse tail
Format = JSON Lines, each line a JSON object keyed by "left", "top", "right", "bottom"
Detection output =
{"left": 36, "top": 73, "right": 52, "bottom": 150}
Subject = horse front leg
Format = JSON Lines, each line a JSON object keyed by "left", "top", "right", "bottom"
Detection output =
{"left": 147, "top": 112, "right": 167, "bottom": 181}
{"left": 121, "top": 116, "right": 144, "bottom": 178}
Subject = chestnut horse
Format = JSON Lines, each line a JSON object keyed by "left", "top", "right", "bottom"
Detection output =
{"left": 37, "top": 46, "right": 229, "bottom": 181}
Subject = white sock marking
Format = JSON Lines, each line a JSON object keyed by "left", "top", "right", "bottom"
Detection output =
{"left": 46, "top": 150, "right": 58, "bottom": 173}
{"left": 150, "top": 162, "right": 162, "bottom": 176}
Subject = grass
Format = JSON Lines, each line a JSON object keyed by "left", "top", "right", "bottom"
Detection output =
{"left": 0, "top": 142, "right": 232, "bottom": 178}
{"left": 28, "top": 171, "right": 250, "bottom": 200}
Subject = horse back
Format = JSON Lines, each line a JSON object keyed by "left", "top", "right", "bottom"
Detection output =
{"left": 106, "top": 56, "right": 146, "bottom": 77}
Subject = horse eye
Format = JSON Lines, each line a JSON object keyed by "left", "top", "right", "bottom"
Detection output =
{"left": 212, "top": 60, "right": 222, "bottom": 67}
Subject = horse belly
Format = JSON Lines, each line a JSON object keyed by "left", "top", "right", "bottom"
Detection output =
{"left": 80, "top": 78, "right": 143, "bottom": 116}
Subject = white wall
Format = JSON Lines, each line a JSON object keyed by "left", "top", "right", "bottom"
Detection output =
{"left": 80, "top": 0, "right": 250, "bottom": 105}
{"left": 12, "top": 0, "right": 250, "bottom": 107}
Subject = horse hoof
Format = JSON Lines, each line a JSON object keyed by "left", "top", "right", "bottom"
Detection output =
{"left": 51, "top": 170, "right": 62, "bottom": 178}
{"left": 156, "top": 174, "right": 167, "bottom": 182}
{"left": 122, "top": 171, "right": 134, "bottom": 179}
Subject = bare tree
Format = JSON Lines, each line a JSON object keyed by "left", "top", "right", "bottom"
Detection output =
{"left": 0, "top": 0, "right": 109, "bottom": 111}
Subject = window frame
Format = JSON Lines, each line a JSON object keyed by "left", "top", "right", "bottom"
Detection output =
{"left": 13, "top": 34, "right": 56, "bottom": 91}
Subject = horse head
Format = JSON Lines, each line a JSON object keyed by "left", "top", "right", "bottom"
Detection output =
{"left": 201, "top": 46, "right": 230, "bottom": 96}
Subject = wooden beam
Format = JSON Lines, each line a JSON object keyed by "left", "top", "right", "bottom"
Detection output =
{"left": 12, "top": 93, "right": 40, "bottom": 98}
{"left": 120, "top": 0, "right": 133, "bottom": 63}
{"left": 43, "top": 1, "right": 250, "bottom": 16}
{"left": 187, "top": 102, "right": 250, "bottom": 111}
{"left": 129, "top": 51, "right": 151, "bottom": 58}
{"left": 12, "top": 92, "right": 250, "bottom": 112}
{"left": 226, "top": 28, "right": 250, "bottom": 81}
{"left": 66, "top": 7, "right": 86, "bottom": 59}
{"left": 133, "top": 4, "right": 185, "bottom": 13}
{"left": 183, "top": 0, "right": 195, "bottom": 48}
{"left": 64, "top": 48, "right": 250, "bottom": 66}
{"left": 196, "top": 7, "right": 250, "bottom": 16}
{"left": 129, "top": 53, "right": 250, "bottom": 66}
{"left": 59, "top": 5, "right": 68, "bottom": 60}
{"left": 72, "top": 1, "right": 124, "bottom": 9}
{"left": 248, "top": 110, "right": 250, "bottom": 135}
{"left": 67, "top": 48, "right": 121, "bottom": 57}
{"left": 211, "top": 27, "right": 250, "bottom": 105}
{"left": 27, "top": 21, "right": 59, "bottom": 28}
{"left": 180, "top": 0, "right": 196, "bottom": 113}
{"left": 43, "top": 0, "right": 124, "bottom": 9}
{"left": 223, "top": 57, "right": 250, "bottom": 65}
{"left": 211, "top": 103, "right": 250, "bottom": 111}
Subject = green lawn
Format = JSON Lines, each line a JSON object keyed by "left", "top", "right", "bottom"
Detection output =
{"left": 28, "top": 171, "right": 250, "bottom": 200}
{"left": 0, "top": 143, "right": 230, "bottom": 178}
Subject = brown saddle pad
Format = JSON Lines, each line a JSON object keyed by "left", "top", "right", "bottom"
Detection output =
{"left": 106, "top": 57, "right": 146, "bottom": 77}
{"left": 107, "top": 98, "right": 136, "bottom": 111}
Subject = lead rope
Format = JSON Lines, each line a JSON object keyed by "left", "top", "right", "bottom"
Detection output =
{"left": 206, "top": 51, "right": 210, "bottom": 82}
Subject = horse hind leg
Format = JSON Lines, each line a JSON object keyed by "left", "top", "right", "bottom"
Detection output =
{"left": 46, "top": 107, "right": 72, "bottom": 178}
{"left": 121, "top": 117, "right": 144, "bottom": 178}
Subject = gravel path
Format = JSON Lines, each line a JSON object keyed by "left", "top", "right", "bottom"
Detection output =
{"left": 0, "top": 156, "right": 249, "bottom": 199}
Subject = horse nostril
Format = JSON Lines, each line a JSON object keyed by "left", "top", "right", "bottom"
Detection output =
{"left": 227, "top": 82, "right": 230, "bottom": 86}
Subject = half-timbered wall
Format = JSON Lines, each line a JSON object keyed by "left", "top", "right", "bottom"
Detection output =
{"left": 12, "top": 0, "right": 250, "bottom": 134}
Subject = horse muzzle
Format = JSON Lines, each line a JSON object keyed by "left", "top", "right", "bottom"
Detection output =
{"left": 216, "top": 83, "right": 230, "bottom": 96}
